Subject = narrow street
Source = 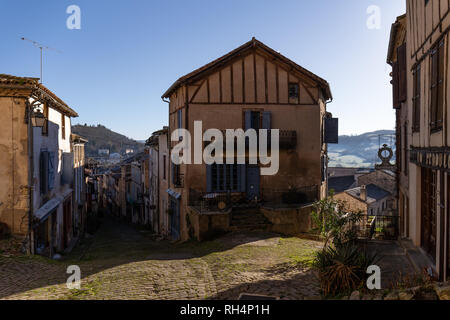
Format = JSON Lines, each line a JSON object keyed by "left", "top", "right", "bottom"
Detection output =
{"left": 0, "top": 219, "right": 322, "bottom": 300}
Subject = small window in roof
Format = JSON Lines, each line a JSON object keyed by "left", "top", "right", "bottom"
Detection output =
{"left": 288, "top": 83, "right": 299, "bottom": 99}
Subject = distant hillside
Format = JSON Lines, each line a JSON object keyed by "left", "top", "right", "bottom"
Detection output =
{"left": 72, "top": 124, "right": 144, "bottom": 157}
{"left": 328, "top": 130, "right": 396, "bottom": 168}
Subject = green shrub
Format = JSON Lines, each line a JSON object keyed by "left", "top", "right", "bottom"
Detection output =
{"left": 313, "top": 244, "right": 379, "bottom": 297}
{"left": 311, "top": 192, "right": 364, "bottom": 249}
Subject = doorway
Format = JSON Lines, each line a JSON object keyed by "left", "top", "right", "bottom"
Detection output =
{"left": 246, "top": 166, "right": 260, "bottom": 201}
{"left": 170, "top": 198, "right": 180, "bottom": 241}
{"left": 421, "top": 167, "right": 437, "bottom": 262}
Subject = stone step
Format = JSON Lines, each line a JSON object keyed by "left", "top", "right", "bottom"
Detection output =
{"left": 229, "top": 224, "right": 271, "bottom": 232}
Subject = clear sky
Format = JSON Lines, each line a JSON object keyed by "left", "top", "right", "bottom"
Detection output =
{"left": 0, "top": 0, "right": 406, "bottom": 140}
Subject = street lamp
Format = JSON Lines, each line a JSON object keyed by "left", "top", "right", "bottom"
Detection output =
{"left": 31, "top": 109, "right": 46, "bottom": 128}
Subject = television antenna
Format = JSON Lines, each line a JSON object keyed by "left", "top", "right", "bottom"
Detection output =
{"left": 21, "top": 37, "right": 62, "bottom": 84}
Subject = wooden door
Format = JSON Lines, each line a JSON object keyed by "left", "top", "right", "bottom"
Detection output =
{"left": 246, "top": 166, "right": 260, "bottom": 201}
{"left": 63, "top": 199, "right": 72, "bottom": 249}
{"left": 170, "top": 198, "right": 180, "bottom": 241}
{"left": 421, "top": 168, "right": 437, "bottom": 262}
{"left": 447, "top": 175, "right": 450, "bottom": 278}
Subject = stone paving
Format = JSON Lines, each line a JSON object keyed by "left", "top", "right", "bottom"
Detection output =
{"left": 0, "top": 219, "right": 322, "bottom": 300}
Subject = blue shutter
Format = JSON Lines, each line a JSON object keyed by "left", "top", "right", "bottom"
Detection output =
{"left": 171, "top": 162, "right": 175, "bottom": 185}
{"left": 237, "top": 164, "right": 246, "bottom": 193}
{"left": 178, "top": 109, "right": 182, "bottom": 129}
{"left": 40, "top": 151, "right": 49, "bottom": 194}
{"left": 244, "top": 111, "right": 252, "bottom": 131}
{"left": 48, "top": 152, "right": 55, "bottom": 191}
{"left": 206, "top": 165, "right": 212, "bottom": 193}
{"left": 262, "top": 111, "right": 272, "bottom": 148}
{"left": 262, "top": 111, "right": 272, "bottom": 130}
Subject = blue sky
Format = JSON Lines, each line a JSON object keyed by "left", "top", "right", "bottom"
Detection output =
{"left": 0, "top": 0, "right": 405, "bottom": 140}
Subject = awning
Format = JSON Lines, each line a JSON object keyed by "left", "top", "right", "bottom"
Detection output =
{"left": 33, "top": 189, "right": 73, "bottom": 223}
{"left": 167, "top": 189, "right": 181, "bottom": 200}
{"left": 34, "top": 198, "right": 60, "bottom": 222}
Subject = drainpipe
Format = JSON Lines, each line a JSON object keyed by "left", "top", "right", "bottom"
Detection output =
{"left": 162, "top": 96, "right": 171, "bottom": 194}
{"left": 26, "top": 99, "right": 36, "bottom": 255}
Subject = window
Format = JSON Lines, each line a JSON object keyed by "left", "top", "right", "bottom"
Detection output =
{"left": 177, "top": 109, "right": 182, "bottom": 129}
{"left": 163, "top": 155, "right": 167, "bottom": 180}
{"left": 404, "top": 124, "right": 408, "bottom": 176}
{"left": 412, "top": 65, "right": 421, "bottom": 132}
{"left": 430, "top": 40, "right": 445, "bottom": 132}
{"left": 39, "top": 151, "right": 55, "bottom": 194}
{"left": 42, "top": 103, "right": 49, "bottom": 136}
{"left": 210, "top": 164, "right": 239, "bottom": 192}
{"left": 172, "top": 164, "right": 182, "bottom": 187}
{"left": 288, "top": 83, "right": 299, "bottom": 99}
{"left": 61, "top": 114, "right": 66, "bottom": 140}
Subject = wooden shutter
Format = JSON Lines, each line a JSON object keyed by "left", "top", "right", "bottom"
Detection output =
{"left": 262, "top": 111, "right": 272, "bottom": 147}
{"left": 62, "top": 152, "right": 74, "bottom": 186}
{"left": 397, "top": 43, "right": 407, "bottom": 102}
{"left": 437, "top": 41, "right": 445, "bottom": 128}
{"left": 177, "top": 109, "right": 182, "bottom": 129}
{"left": 324, "top": 118, "right": 339, "bottom": 144}
{"left": 413, "top": 65, "right": 421, "bottom": 132}
{"left": 244, "top": 111, "right": 252, "bottom": 131}
{"left": 392, "top": 62, "right": 400, "bottom": 109}
{"left": 431, "top": 47, "right": 439, "bottom": 129}
{"left": 262, "top": 112, "right": 272, "bottom": 130}
{"left": 48, "top": 152, "right": 56, "bottom": 191}
{"left": 237, "top": 164, "right": 246, "bottom": 193}
{"left": 206, "top": 164, "right": 212, "bottom": 193}
{"left": 40, "top": 151, "right": 49, "bottom": 194}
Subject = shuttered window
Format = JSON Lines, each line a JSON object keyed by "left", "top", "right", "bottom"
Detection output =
{"left": 39, "top": 151, "right": 55, "bottom": 194}
{"left": 430, "top": 40, "right": 445, "bottom": 132}
{"left": 412, "top": 65, "right": 421, "bottom": 132}
{"left": 48, "top": 152, "right": 55, "bottom": 191}
{"left": 207, "top": 164, "right": 245, "bottom": 193}
{"left": 61, "top": 114, "right": 66, "bottom": 140}
{"left": 392, "top": 62, "right": 400, "bottom": 109}
{"left": 398, "top": 43, "right": 407, "bottom": 103}
{"left": 42, "top": 103, "right": 49, "bottom": 136}
{"left": 40, "top": 151, "right": 49, "bottom": 195}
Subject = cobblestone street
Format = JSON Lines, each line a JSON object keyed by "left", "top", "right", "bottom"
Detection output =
{"left": 0, "top": 219, "right": 322, "bottom": 300}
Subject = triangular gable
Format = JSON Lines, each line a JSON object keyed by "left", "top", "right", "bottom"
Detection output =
{"left": 162, "top": 38, "right": 332, "bottom": 102}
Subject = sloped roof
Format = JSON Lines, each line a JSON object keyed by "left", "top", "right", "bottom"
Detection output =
{"left": 162, "top": 38, "right": 332, "bottom": 101}
{"left": 328, "top": 175, "right": 356, "bottom": 194}
{"left": 345, "top": 184, "right": 391, "bottom": 204}
{"left": 387, "top": 14, "right": 406, "bottom": 65}
{"left": 0, "top": 74, "right": 78, "bottom": 117}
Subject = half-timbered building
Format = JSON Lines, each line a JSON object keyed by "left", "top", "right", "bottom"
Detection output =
{"left": 162, "top": 38, "right": 337, "bottom": 241}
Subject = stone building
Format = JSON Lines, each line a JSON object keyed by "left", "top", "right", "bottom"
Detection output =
{"left": 161, "top": 38, "right": 338, "bottom": 241}
{"left": 388, "top": 1, "right": 450, "bottom": 280}
{"left": 146, "top": 127, "right": 170, "bottom": 236}
{"left": 0, "top": 74, "right": 80, "bottom": 256}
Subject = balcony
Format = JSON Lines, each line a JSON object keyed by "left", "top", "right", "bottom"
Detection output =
{"left": 189, "top": 189, "right": 255, "bottom": 214}
{"left": 279, "top": 130, "right": 297, "bottom": 149}
{"left": 351, "top": 214, "right": 400, "bottom": 240}
{"left": 173, "top": 174, "right": 184, "bottom": 188}
{"left": 188, "top": 185, "right": 318, "bottom": 214}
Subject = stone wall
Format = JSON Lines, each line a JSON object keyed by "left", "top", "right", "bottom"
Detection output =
{"left": 260, "top": 204, "right": 314, "bottom": 236}
{"left": 186, "top": 207, "right": 230, "bottom": 241}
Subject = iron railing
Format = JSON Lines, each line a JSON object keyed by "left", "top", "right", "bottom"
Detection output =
{"left": 188, "top": 185, "right": 318, "bottom": 213}
{"left": 279, "top": 130, "right": 297, "bottom": 149}
{"left": 173, "top": 173, "right": 184, "bottom": 188}
{"left": 189, "top": 189, "right": 258, "bottom": 213}
{"left": 352, "top": 215, "right": 399, "bottom": 240}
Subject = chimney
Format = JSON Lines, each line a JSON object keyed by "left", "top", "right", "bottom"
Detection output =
{"left": 360, "top": 185, "right": 367, "bottom": 202}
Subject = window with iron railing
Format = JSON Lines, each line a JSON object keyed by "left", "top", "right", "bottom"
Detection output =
{"left": 412, "top": 64, "right": 421, "bottom": 132}
{"left": 430, "top": 40, "right": 444, "bottom": 132}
